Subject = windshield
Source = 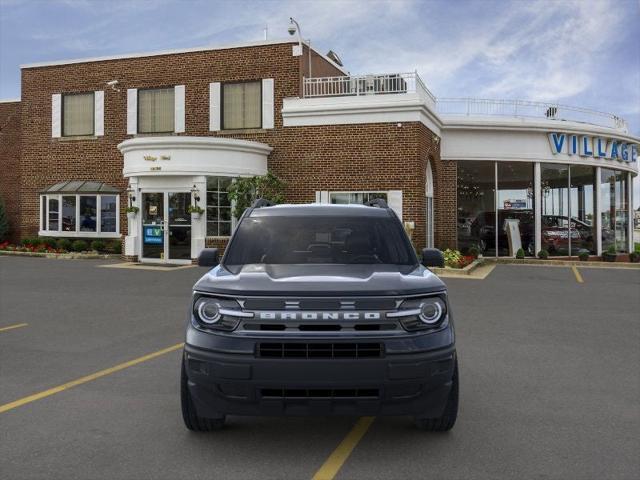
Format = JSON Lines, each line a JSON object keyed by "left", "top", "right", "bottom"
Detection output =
{"left": 223, "top": 215, "right": 417, "bottom": 271}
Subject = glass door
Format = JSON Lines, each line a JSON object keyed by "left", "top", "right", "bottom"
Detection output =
{"left": 141, "top": 192, "right": 165, "bottom": 260}
{"left": 167, "top": 192, "right": 191, "bottom": 261}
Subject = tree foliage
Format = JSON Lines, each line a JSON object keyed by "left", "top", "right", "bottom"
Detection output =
{"left": 226, "top": 172, "right": 286, "bottom": 219}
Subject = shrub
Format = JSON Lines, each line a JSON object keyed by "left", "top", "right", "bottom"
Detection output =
{"left": 57, "top": 238, "right": 72, "bottom": 251}
{"left": 71, "top": 240, "right": 88, "bottom": 252}
{"left": 443, "top": 249, "right": 462, "bottom": 267}
{"left": 578, "top": 250, "right": 589, "bottom": 261}
{"left": 107, "top": 240, "right": 122, "bottom": 254}
{"left": 515, "top": 248, "right": 525, "bottom": 259}
{"left": 21, "top": 237, "right": 36, "bottom": 247}
{"left": 38, "top": 237, "right": 57, "bottom": 249}
{"left": 630, "top": 252, "right": 640, "bottom": 263}
{"left": 537, "top": 249, "right": 549, "bottom": 260}
{"left": 0, "top": 197, "right": 9, "bottom": 242}
{"left": 606, "top": 244, "right": 617, "bottom": 255}
{"left": 90, "top": 240, "right": 106, "bottom": 252}
{"left": 468, "top": 246, "right": 480, "bottom": 258}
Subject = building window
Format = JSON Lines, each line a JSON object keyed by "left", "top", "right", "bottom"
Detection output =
{"left": 62, "top": 92, "right": 94, "bottom": 136}
{"left": 457, "top": 161, "right": 496, "bottom": 256}
{"left": 39, "top": 194, "right": 120, "bottom": 237}
{"left": 138, "top": 88, "right": 175, "bottom": 133}
{"left": 329, "top": 192, "right": 388, "bottom": 205}
{"left": 601, "top": 168, "right": 629, "bottom": 253}
{"left": 222, "top": 81, "right": 261, "bottom": 129}
{"left": 497, "top": 162, "right": 534, "bottom": 256}
{"left": 206, "top": 177, "right": 233, "bottom": 236}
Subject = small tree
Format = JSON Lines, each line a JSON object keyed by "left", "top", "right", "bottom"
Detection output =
{"left": 0, "top": 197, "right": 9, "bottom": 242}
{"left": 227, "top": 172, "right": 286, "bottom": 219}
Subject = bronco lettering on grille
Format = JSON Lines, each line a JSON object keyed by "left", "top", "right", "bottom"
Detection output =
{"left": 257, "top": 312, "right": 381, "bottom": 321}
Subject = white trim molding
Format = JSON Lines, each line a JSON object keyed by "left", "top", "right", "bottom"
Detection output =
{"left": 209, "top": 82, "right": 221, "bottom": 131}
{"left": 174, "top": 85, "right": 186, "bottom": 133}
{"left": 51, "top": 94, "right": 61, "bottom": 138}
{"left": 126, "top": 89, "right": 137, "bottom": 135}
{"left": 262, "top": 78, "right": 275, "bottom": 129}
{"left": 94, "top": 90, "right": 104, "bottom": 136}
{"left": 118, "top": 136, "right": 272, "bottom": 178}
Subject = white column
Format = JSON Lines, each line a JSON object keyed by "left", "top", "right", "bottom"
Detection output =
{"left": 191, "top": 175, "right": 207, "bottom": 260}
{"left": 595, "top": 167, "right": 602, "bottom": 256}
{"left": 534, "top": 162, "right": 541, "bottom": 256}
{"left": 124, "top": 177, "right": 140, "bottom": 258}
{"left": 628, "top": 171, "right": 633, "bottom": 253}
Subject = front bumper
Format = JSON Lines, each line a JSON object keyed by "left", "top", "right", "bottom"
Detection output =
{"left": 184, "top": 326, "right": 456, "bottom": 418}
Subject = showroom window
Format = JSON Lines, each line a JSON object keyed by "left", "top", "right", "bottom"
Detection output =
{"left": 138, "top": 87, "right": 175, "bottom": 133}
{"left": 329, "top": 192, "right": 388, "bottom": 205}
{"left": 39, "top": 181, "right": 120, "bottom": 237}
{"left": 62, "top": 92, "right": 94, "bottom": 136}
{"left": 601, "top": 168, "right": 629, "bottom": 253}
{"left": 497, "top": 162, "right": 534, "bottom": 256}
{"left": 222, "top": 81, "right": 261, "bottom": 130}
{"left": 206, "top": 177, "right": 234, "bottom": 237}
{"left": 457, "top": 161, "right": 496, "bottom": 256}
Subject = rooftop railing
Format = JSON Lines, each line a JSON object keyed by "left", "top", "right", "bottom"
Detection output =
{"left": 436, "top": 98, "right": 628, "bottom": 131}
{"left": 301, "top": 74, "right": 627, "bottom": 131}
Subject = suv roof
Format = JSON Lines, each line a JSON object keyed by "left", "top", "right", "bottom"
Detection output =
{"left": 249, "top": 203, "right": 393, "bottom": 218}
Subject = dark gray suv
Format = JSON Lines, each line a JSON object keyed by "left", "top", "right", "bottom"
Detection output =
{"left": 181, "top": 200, "right": 458, "bottom": 431}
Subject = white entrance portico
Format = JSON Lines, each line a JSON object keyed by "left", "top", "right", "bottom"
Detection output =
{"left": 118, "top": 136, "right": 271, "bottom": 262}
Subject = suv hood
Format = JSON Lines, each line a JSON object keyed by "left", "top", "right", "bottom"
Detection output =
{"left": 194, "top": 264, "right": 446, "bottom": 297}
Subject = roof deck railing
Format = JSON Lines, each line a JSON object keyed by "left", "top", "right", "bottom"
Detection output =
{"left": 302, "top": 74, "right": 627, "bottom": 131}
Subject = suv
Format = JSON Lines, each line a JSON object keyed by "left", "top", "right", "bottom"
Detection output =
{"left": 181, "top": 200, "right": 458, "bottom": 431}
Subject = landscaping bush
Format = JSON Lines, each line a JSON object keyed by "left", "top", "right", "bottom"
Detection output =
{"left": 443, "top": 249, "right": 462, "bottom": 268}
{"left": 578, "top": 250, "right": 590, "bottom": 261}
{"left": 90, "top": 240, "right": 106, "bottom": 252}
{"left": 537, "top": 249, "right": 549, "bottom": 260}
{"left": 468, "top": 246, "right": 480, "bottom": 259}
{"left": 515, "top": 248, "right": 525, "bottom": 259}
{"left": 71, "top": 240, "right": 88, "bottom": 252}
{"left": 107, "top": 240, "right": 122, "bottom": 254}
{"left": 21, "top": 237, "right": 36, "bottom": 247}
{"left": 57, "top": 238, "right": 72, "bottom": 251}
{"left": 38, "top": 237, "right": 57, "bottom": 249}
{"left": 630, "top": 252, "right": 640, "bottom": 263}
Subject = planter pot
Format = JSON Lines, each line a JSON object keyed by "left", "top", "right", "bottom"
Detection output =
{"left": 191, "top": 212, "right": 202, "bottom": 220}
{"left": 629, "top": 253, "right": 640, "bottom": 263}
{"left": 127, "top": 212, "right": 137, "bottom": 222}
{"left": 603, "top": 253, "right": 618, "bottom": 262}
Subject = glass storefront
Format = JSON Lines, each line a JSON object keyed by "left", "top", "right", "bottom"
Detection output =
{"left": 457, "top": 161, "right": 496, "bottom": 256}
{"left": 497, "top": 162, "right": 534, "bottom": 256}
{"left": 601, "top": 169, "right": 629, "bottom": 253}
{"left": 458, "top": 161, "right": 629, "bottom": 257}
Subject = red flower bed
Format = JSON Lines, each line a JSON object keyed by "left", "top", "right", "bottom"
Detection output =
{"left": 456, "top": 255, "right": 475, "bottom": 269}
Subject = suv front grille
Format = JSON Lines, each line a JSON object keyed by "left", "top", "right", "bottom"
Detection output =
{"left": 257, "top": 342, "right": 383, "bottom": 359}
{"left": 261, "top": 388, "right": 379, "bottom": 398}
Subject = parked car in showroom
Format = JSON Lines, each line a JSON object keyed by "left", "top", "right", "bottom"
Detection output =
{"left": 181, "top": 199, "right": 458, "bottom": 432}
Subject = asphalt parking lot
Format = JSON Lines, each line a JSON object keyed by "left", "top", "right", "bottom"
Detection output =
{"left": 1, "top": 257, "right": 639, "bottom": 480}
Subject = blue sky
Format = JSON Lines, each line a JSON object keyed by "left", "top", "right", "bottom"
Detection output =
{"left": 1, "top": 0, "right": 639, "bottom": 203}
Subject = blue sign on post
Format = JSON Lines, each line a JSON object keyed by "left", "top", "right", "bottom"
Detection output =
{"left": 144, "top": 226, "right": 163, "bottom": 244}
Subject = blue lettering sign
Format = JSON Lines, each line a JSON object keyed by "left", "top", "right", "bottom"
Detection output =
{"left": 570, "top": 135, "right": 578, "bottom": 155}
{"left": 596, "top": 138, "right": 607, "bottom": 157}
{"left": 632, "top": 144, "right": 638, "bottom": 162}
{"left": 620, "top": 143, "right": 628, "bottom": 161}
{"left": 580, "top": 136, "right": 593, "bottom": 156}
{"left": 548, "top": 133, "right": 565, "bottom": 154}
{"left": 610, "top": 141, "right": 619, "bottom": 159}
{"left": 144, "top": 226, "right": 163, "bottom": 245}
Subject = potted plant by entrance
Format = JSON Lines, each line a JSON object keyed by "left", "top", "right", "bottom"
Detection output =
{"left": 126, "top": 206, "right": 139, "bottom": 221}
{"left": 578, "top": 250, "right": 590, "bottom": 262}
{"left": 629, "top": 245, "right": 640, "bottom": 263}
{"left": 187, "top": 205, "right": 204, "bottom": 220}
{"left": 603, "top": 244, "right": 618, "bottom": 262}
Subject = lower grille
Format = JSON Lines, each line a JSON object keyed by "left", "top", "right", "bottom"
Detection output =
{"left": 261, "top": 388, "right": 379, "bottom": 398}
{"left": 257, "top": 342, "right": 383, "bottom": 359}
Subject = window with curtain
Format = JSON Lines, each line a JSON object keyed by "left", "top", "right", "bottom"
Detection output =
{"left": 138, "top": 88, "right": 175, "bottom": 133}
{"left": 222, "top": 81, "right": 261, "bottom": 130}
{"left": 62, "top": 92, "right": 94, "bottom": 136}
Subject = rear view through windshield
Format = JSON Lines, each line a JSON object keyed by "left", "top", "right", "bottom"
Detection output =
{"left": 224, "top": 215, "right": 417, "bottom": 267}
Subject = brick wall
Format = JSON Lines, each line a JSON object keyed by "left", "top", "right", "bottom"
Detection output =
{"left": 0, "top": 101, "right": 21, "bottom": 242}
{"left": 14, "top": 40, "right": 448, "bottom": 252}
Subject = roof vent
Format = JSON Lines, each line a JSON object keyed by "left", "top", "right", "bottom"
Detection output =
{"left": 326, "top": 50, "right": 343, "bottom": 67}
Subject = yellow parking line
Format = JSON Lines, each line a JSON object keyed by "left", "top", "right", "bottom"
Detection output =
{"left": 0, "top": 323, "right": 28, "bottom": 333}
{"left": 312, "top": 416, "right": 375, "bottom": 480}
{"left": 571, "top": 265, "right": 584, "bottom": 283}
{"left": 0, "top": 342, "right": 184, "bottom": 414}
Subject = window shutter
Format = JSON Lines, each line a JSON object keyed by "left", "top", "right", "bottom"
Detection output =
{"left": 209, "top": 82, "right": 221, "bottom": 131}
{"left": 319, "top": 191, "right": 329, "bottom": 203}
{"left": 174, "top": 85, "right": 185, "bottom": 133}
{"left": 51, "top": 94, "right": 61, "bottom": 138}
{"left": 94, "top": 90, "right": 104, "bottom": 136}
{"left": 387, "top": 190, "right": 403, "bottom": 220}
{"left": 262, "top": 78, "right": 274, "bottom": 129}
{"left": 126, "top": 88, "right": 137, "bottom": 135}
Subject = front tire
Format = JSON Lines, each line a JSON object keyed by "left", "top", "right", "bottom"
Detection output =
{"left": 181, "top": 358, "right": 225, "bottom": 431}
{"left": 414, "top": 360, "right": 458, "bottom": 432}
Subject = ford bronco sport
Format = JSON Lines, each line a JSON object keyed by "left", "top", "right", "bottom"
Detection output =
{"left": 181, "top": 199, "right": 458, "bottom": 431}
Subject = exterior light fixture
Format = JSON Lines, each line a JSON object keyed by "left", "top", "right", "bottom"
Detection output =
{"left": 191, "top": 185, "right": 201, "bottom": 204}
{"left": 126, "top": 187, "right": 136, "bottom": 206}
{"left": 288, "top": 17, "right": 312, "bottom": 77}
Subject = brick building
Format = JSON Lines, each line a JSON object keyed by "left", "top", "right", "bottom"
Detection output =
{"left": 0, "top": 38, "right": 638, "bottom": 262}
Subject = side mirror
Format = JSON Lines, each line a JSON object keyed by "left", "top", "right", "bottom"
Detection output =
{"left": 421, "top": 248, "right": 444, "bottom": 268}
{"left": 198, "top": 248, "right": 219, "bottom": 267}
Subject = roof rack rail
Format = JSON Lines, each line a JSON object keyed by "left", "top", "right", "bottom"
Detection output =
{"left": 365, "top": 198, "right": 389, "bottom": 209}
{"left": 251, "top": 198, "right": 275, "bottom": 209}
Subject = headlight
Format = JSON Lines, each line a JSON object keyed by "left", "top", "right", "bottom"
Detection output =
{"left": 195, "top": 298, "right": 221, "bottom": 324}
{"left": 388, "top": 295, "right": 447, "bottom": 331}
{"left": 192, "top": 295, "right": 252, "bottom": 331}
{"left": 419, "top": 298, "right": 445, "bottom": 325}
